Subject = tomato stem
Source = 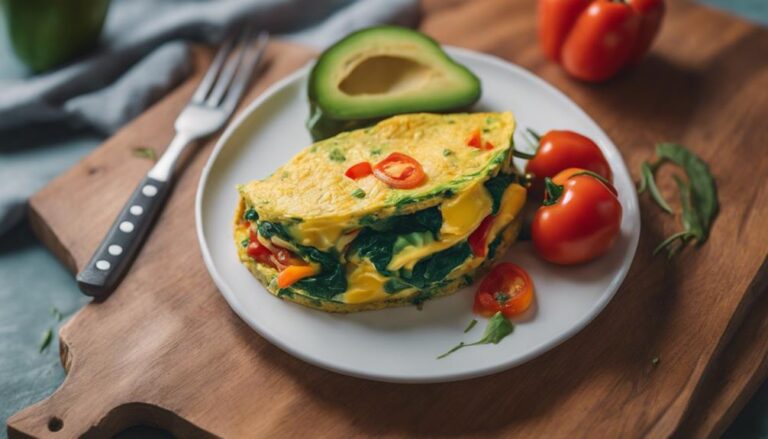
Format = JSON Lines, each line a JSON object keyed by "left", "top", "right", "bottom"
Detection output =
{"left": 570, "top": 170, "right": 612, "bottom": 187}
{"left": 513, "top": 150, "right": 536, "bottom": 160}
{"left": 542, "top": 177, "right": 564, "bottom": 206}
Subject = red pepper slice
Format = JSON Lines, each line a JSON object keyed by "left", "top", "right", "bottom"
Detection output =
{"left": 473, "top": 263, "right": 535, "bottom": 318}
{"left": 468, "top": 215, "right": 495, "bottom": 257}
{"left": 467, "top": 130, "right": 483, "bottom": 148}
{"left": 344, "top": 162, "right": 373, "bottom": 180}
{"left": 373, "top": 152, "right": 426, "bottom": 189}
{"left": 466, "top": 130, "right": 494, "bottom": 150}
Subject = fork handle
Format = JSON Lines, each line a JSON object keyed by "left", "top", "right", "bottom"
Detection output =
{"left": 76, "top": 174, "right": 171, "bottom": 298}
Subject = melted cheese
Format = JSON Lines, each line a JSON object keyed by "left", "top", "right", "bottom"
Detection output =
{"left": 343, "top": 260, "right": 415, "bottom": 304}
{"left": 387, "top": 182, "right": 492, "bottom": 271}
{"left": 488, "top": 183, "right": 526, "bottom": 239}
{"left": 290, "top": 219, "right": 347, "bottom": 251}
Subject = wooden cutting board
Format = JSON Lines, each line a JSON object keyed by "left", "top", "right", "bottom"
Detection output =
{"left": 8, "top": 0, "right": 768, "bottom": 437}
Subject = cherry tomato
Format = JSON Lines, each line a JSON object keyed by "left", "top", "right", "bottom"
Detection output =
{"left": 525, "top": 130, "right": 612, "bottom": 195}
{"left": 473, "top": 263, "right": 535, "bottom": 318}
{"left": 538, "top": 0, "right": 664, "bottom": 82}
{"left": 373, "top": 152, "right": 426, "bottom": 189}
{"left": 344, "top": 162, "right": 373, "bottom": 180}
{"left": 468, "top": 215, "right": 495, "bottom": 257}
{"left": 532, "top": 168, "right": 622, "bottom": 264}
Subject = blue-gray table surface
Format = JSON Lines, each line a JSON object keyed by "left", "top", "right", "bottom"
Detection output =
{"left": 1, "top": 1, "right": 767, "bottom": 437}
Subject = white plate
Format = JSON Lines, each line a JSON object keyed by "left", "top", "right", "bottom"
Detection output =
{"left": 196, "top": 47, "right": 640, "bottom": 383}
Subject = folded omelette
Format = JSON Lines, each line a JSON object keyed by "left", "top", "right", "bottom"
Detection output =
{"left": 234, "top": 112, "right": 527, "bottom": 312}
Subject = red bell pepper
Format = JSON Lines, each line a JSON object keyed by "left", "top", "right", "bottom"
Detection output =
{"left": 538, "top": 0, "right": 664, "bottom": 82}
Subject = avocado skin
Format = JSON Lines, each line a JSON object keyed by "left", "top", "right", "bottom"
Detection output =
{"left": 307, "top": 26, "right": 481, "bottom": 141}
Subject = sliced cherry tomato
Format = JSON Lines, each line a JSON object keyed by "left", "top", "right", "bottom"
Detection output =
{"left": 277, "top": 265, "right": 319, "bottom": 288}
{"left": 373, "top": 152, "right": 426, "bottom": 189}
{"left": 525, "top": 130, "right": 612, "bottom": 197}
{"left": 468, "top": 215, "right": 495, "bottom": 257}
{"left": 344, "top": 162, "right": 373, "bottom": 180}
{"left": 473, "top": 263, "right": 534, "bottom": 318}
{"left": 532, "top": 167, "right": 622, "bottom": 264}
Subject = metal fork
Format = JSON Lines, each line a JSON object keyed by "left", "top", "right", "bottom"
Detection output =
{"left": 77, "top": 28, "right": 269, "bottom": 299}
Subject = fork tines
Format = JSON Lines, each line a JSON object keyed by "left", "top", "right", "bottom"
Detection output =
{"left": 192, "top": 27, "right": 269, "bottom": 112}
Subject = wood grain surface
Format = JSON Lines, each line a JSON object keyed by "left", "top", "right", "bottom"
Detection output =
{"left": 8, "top": 1, "right": 768, "bottom": 437}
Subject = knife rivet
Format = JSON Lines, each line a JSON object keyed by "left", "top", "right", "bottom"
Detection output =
{"left": 119, "top": 221, "right": 134, "bottom": 233}
{"left": 96, "top": 260, "right": 111, "bottom": 271}
{"left": 129, "top": 205, "right": 144, "bottom": 216}
{"left": 142, "top": 185, "right": 158, "bottom": 197}
{"left": 108, "top": 245, "right": 123, "bottom": 256}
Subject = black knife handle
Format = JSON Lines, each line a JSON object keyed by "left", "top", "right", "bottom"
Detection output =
{"left": 76, "top": 175, "right": 171, "bottom": 298}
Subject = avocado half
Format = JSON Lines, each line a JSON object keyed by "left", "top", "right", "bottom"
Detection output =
{"left": 307, "top": 26, "right": 482, "bottom": 141}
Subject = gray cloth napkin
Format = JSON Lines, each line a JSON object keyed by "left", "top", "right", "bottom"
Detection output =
{"left": 0, "top": 0, "right": 419, "bottom": 235}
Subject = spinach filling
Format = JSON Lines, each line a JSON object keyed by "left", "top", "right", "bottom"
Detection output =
{"left": 350, "top": 207, "right": 472, "bottom": 291}
{"left": 483, "top": 172, "right": 516, "bottom": 215}
{"left": 257, "top": 221, "right": 347, "bottom": 300}
{"left": 351, "top": 207, "right": 442, "bottom": 274}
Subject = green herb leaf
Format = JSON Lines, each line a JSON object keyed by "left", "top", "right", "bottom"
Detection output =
{"left": 39, "top": 328, "right": 53, "bottom": 353}
{"left": 640, "top": 162, "right": 673, "bottom": 214}
{"left": 464, "top": 319, "right": 478, "bottom": 333}
{"left": 656, "top": 143, "right": 718, "bottom": 237}
{"left": 132, "top": 147, "right": 157, "bottom": 162}
{"left": 442, "top": 149, "right": 453, "bottom": 157}
{"left": 240, "top": 238, "right": 249, "bottom": 248}
{"left": 351, "top": 188, "right": 366, "bottom": 199}
{"left": 329, "top": 148, "right": 346, "bottom": 162}
{"left": 438, "top": 312, "right": 514, "bottom": 359}
{"left": 370, "top": 147, "right": 382, "bottom": 156}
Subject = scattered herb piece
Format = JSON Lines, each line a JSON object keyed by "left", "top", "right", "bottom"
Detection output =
{"left": 638, "top": 143, "right": 718, "bottom": 257}
{"left": 351, "top": 188, "right": 366, "bottom": 199}
{"left": 329, "top": 148, "right": 346, "bottom": 162}
{"left": 370, "top": 147, "right": 382, "bottom": 156}
{"left": 438, "top": 312, "right": 514, "bottom": 359}
{"left": 39, "top": 328, "right": 53, "bottom": 353}
{"left": 131, "top": 146, "right": 157, "bottom": 162}
{"left": 638, "top": 162, "right": 672, "bottom": 213}
{"left": 464, "top": 319, "right": 478, "bottom": 333}
{"left": 443, "top": 149, "right": 453, "bottom": 157}
{"left": 240, "top": 238, "right": 249, "bottom": 248}
{"left": 50, "top": 306, "right": 63, "bottom": 322}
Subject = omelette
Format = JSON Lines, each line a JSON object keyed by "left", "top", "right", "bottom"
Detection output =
{"left": 234, "top": 112, "right": 527, "bottom": 312}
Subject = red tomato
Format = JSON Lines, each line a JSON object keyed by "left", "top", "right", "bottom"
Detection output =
{"left": 538, "top": 0, "right": 664, "bottom": 82}
{"left": 525, "top": 130, "right": 612, "bottom": 195}
{"left": 532, "top": 168, "right": 622, "bottom": 264}
{"left": 344, "top": 162, "right": 373, "bottom": 180}
{"left": 247, "top": 229, "right": 304, "bottom": 269}
{"left": 247, "top": 239, "right": 276, "bottom": 269}
{"left": 373, "top": 152, "right": 426, "bottom": 189}
{"left": 468, "top": 215, "right": 495, "bottom": 257}
{"left": 473, "top": 263, "right": 535, "bottom": 318}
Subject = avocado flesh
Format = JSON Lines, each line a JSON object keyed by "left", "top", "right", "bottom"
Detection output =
{"left": 307, "top": 26, "right": 481, "bottom": 140}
